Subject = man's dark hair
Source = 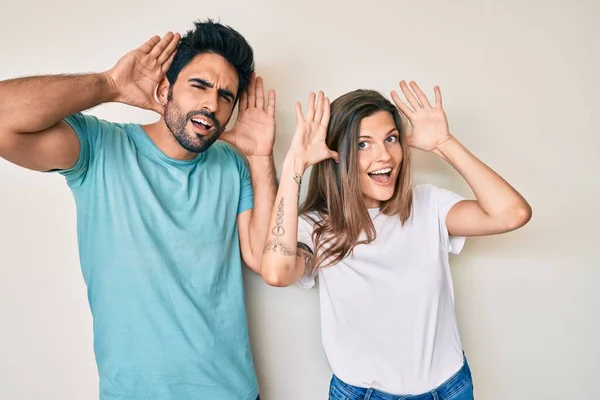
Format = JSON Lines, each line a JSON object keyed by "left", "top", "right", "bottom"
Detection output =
{"left": 166, "top": 19, "right": 254, "bottom": 98}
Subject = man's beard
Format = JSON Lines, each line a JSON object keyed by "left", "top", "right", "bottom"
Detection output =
{"left": 164, "top": 99, "right": 222, "bottom": 154}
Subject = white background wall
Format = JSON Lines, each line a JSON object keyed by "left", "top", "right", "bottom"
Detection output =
{"left": 1, "top": 0, "right": 598, "bottom": 399}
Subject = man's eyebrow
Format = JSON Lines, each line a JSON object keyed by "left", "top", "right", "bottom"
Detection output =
{"left": 189, "top": 78, "right": 234, "bottom": 100}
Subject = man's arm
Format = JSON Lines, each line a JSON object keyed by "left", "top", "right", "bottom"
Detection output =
{"left": 237, "top": 156, "right": 277, "bottom": 273}
{"left": 0, "top": 33, "right": 180, "bottom": 172}
{"left": 222, "top": 75, "right": 278, "bottom": 274}
{"left": 0, "top": 73, "right": 115, "bottom": 171}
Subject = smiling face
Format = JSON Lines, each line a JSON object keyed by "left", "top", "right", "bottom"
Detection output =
{"left": 356, "top": 110, "right": 404, "bottom": 209}
{"left": 163, "top": 52, "right": 239, "bottom": 153}
{"left": 299, "top": 89, "right": 414, "bottom": 275}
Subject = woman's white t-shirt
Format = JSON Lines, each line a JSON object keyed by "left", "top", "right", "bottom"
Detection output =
{"left": 297, "top": 184, "right": 467, "bottom": 395}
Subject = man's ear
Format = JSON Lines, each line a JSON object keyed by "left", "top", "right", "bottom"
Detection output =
{"left": 156, "top": 76, "right": 171, "bottom": 105}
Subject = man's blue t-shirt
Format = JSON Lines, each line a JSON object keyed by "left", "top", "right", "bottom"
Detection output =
{"left": 59, "top": 113, "right": 258, "bottom": 400}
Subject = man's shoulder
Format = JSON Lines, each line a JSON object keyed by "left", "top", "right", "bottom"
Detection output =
{"left": 64, "top": 112, "right": 134, "bottom": 138}
{"left": 210, "top": 140, "right": 244, "bottom": 158}
{"left": 206, "top": 141, "right": 248, "bottom": 170}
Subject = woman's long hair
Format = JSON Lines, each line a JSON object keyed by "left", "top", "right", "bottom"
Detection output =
{"left": 299, "top": 89, "right": 413, "bottom": 273}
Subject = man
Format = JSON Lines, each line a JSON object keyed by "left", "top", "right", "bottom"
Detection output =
{"left": 0, "top": 20, "right": 276, "bottom": 400}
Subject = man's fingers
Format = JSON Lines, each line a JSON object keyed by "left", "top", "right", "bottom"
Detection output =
{"left": 157, "top": 33, "right": 181, "bottom": 65}
{"left": 149, "top": 32, "right": 176, "bottom": 60}
{"left": 247, "top": 72, "right": 257, "bottom": 108}
{"left": 139, "top": 35, "right": 161, "bottom": 54}
{"left": 267, "top": 89, "right": 276, "bottom": 117}
{"left": 160, "top": 52, "right": 176, "bottom": 74}
{"left": 238, "top": 91, "right": 248, "bottom": 115}
{"left": 256, "top": 76, "right": 265, "bottom": 110}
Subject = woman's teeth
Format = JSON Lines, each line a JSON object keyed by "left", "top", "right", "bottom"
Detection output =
{"left": 369, "top": 168, "right": 392, "bottom": 175}
{"left": 368, "top": 168, "right": 393, "bottom": 183}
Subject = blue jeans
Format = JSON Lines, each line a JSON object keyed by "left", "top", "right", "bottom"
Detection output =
{"left": 328, "top": 357, "right": 474, "bottom": 400}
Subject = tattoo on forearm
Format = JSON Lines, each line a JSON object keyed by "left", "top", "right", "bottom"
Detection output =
{"left": 297, "top": 242, "right": 313, "bottom": 255}
{"left": 293, "top": 173, "right": 301, "bottom": 198}
{"left": 297, "top": 249, "right": 313, "bottom": 271}
{"left": 263, "top": 197, "right": 295, "bottom": 256}
{"left": 297, "top": 242, "right": 314, "bottom": 272}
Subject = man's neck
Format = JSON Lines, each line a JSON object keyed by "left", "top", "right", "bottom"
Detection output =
{"left": 142, "top": 119, "right": 198, "bottom": 161}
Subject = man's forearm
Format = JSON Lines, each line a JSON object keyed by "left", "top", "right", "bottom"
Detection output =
{"left": 0, "top": 73, "right": 116, "bottom": 134}
{"left": 247, "top": 155, "right": 278, "bottom": 265}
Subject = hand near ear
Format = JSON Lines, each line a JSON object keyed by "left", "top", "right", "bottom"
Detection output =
{"left": 288, "top": 90, "right": 338, "bottom": 169}
{"left": 106, "top": 32, "right": 181, "bottom": 115}
{"left": 220, "top": 74, "right": 277, "bottom": 157}
{"left": 391, "top": 81, "right": 453, "bottom": 152}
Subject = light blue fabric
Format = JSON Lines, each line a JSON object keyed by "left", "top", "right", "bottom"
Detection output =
{"left": 59, "top": 113, "right": 258, "bottom": 400}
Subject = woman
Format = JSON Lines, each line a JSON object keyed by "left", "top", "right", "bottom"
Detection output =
{"left": 260, "top": 81, "right": 531, "bottom": 399}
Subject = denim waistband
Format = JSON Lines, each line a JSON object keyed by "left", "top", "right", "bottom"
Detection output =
{"left": 330, "top": 356, "right": 472, "bottom": 400}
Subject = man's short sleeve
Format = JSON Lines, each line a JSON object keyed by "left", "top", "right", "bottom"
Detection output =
{"left": 59, "top": 112, "right": 105, "bottom": 188}
{"left": 227, "top": 146, "right": 254, "bottom": 215}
